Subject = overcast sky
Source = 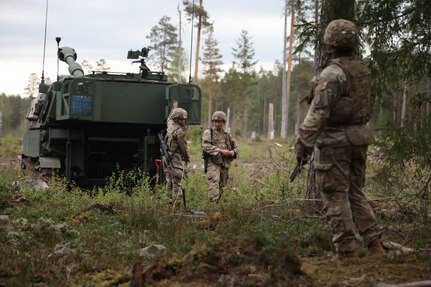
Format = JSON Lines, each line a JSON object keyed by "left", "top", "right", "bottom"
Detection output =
{"left": 0, "top": 0, "right": 288, "bottom": 96}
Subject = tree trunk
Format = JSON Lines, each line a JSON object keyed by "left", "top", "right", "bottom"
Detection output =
{"left": 295, "top": 3, "right": 303, "bottom": 135}
{"left": 392, "top": 92, "right": 397, "bottom": 126}
{"left": 401, "top": 80, "right": 409, "bottom": 127}
{"left": 281, "top": 0, "right": 295, "bottom": 139}
{"left": 193, "top": 0, "right": 203, "bottom": 83}
{"left": 313, "top": 0, "right": 320, "bottom": 73}
{"left": 0, "top": 110, "right": 2, "bottom": 137}
{"left": 207, "top": 89, "right": 213, "bottom": 127}
{"left": 268, "top": 103, "right": 274, "bottom": 140}
{"left": 281, "top": 0, "right": 288, "bottom": 138}
{"left": 285, "top": 0, "right": 295, "bottom": 136}
{"left": 226, "top": 107, "right": 231, "bottom": 133}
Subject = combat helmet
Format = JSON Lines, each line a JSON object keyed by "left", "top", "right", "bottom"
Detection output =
{"left": 323, "top": 19, "right": 358, "bottom": 50}
{"left": 212, "top": 111, "right": 227, "bottom": 122}
{"left": 170, "top": 108, "right": 188, "bottom": 120}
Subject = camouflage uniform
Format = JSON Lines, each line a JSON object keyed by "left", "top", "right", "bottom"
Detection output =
{"left": 202, "top": 111, "right": 239, "bottom": 202}
{"left": 164, "top": 108, "right": 189, "bottom": 205}
{"left": 296, "top": 19, "right": 382, "bottom": 254}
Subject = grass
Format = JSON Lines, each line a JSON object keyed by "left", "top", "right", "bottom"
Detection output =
{"left": 0, "top": 134, "right": 22, "bottom": 159}
{"left": 0, "top": 134, "right": 430, "bottom": 285}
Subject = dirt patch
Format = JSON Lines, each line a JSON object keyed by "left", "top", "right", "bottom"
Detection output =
{"left": 131, "top": 235, "right": 430, "bottom": 287}
{"left": 302, "top": 254, "right": 430, "bottom": 286}
{"left": 0, "top": 156, "right": 19, "bottom": 171}
{"left": 132, "top": 235, "right": 314, "bottom": 287}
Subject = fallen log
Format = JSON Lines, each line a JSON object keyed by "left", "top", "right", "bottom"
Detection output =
{"left": 381, "top": 240, "right": 415, "bottom": 255}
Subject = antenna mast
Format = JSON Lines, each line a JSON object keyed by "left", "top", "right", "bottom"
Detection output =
{"left": 188, "top": 0, "right": 195, "bottom": 83}
{"left": 177, "top": 4, "right": 182, "bottom": 82}
{"left": 56, "top": 37, "right": 61, "bottom": 81}
{"left": 41, "top": 0, "right": 49, "bottom": 84}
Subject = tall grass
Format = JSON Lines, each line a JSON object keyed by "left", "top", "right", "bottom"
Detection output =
{"left": 0, "top": 135, "right": 430, "bottom": 285}
{"left": 0, "top": 134, "right": 22, "bottom": 158}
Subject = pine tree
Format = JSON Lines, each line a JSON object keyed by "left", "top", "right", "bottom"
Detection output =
{"left": 24, "top": 73, "right": 40, "bottom": 98}
{"left": 166, "top": 47, "right": 188, "bottom": 83}
{"left": 146, "top": 16, "right": 178, "bottom": 72}
{"left": 230, "top": 29, "right": 258, "bottom": 135}
{"left": 232, "top": 30, "right": 258, "bottom": 73}
{"left": 183, "top": 0, "right": 211, "bottom": 83}
{"left": 201, "top": 25, "right": 223, "bottom": 125}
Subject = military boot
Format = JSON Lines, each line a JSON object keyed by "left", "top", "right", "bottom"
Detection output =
{"left": 367, "top": 239, "right": 385, "bottom": 258}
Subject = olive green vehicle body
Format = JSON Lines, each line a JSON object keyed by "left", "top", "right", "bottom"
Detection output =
{"left": 22, "top": 47, "right": 201, "bottom": 185}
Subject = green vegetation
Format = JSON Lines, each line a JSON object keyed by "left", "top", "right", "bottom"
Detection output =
{"left": 0, "top": 134, "right": 22, "bottom": 159}
{"left": 0, "top": 134, "right": 430, "bottom": 285}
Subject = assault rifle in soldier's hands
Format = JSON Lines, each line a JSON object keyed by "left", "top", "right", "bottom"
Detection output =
{"left": 158, "top": 131, "right": 172, "bottom": 165}
{"left": 290, "top": 159, "right": 306, "bottom": 182}
{"left": 158, "top": 131, "right": 187, "bottom": 210}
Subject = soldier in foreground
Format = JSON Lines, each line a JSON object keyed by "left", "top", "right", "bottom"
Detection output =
{"left": 202, "top": 111, "right": 239, "bottom": 203}
{"left": 164, "top": 108, "right": 189, "bottom": 207}
{"left": 295, "top": 19, "right": 385, "bottom": 259}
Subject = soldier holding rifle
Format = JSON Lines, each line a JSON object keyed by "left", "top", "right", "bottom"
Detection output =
{"left": 295, "top": 19, "right": 385, "bottom": 260}
{"left": 202, "top": 111, "right": 239, "bottom": 203}
{"left": 161, "top": 108, "right": 189, "bottom": 208}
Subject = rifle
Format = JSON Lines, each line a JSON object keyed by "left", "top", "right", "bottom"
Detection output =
{"left": 158, "top": 131, "right": 172, "bottom": 164}
{"left": 158, "top": 131, "right": 187, "bottom": 210}
{"left": 290, "top": 159, "right": 304, "bottom": 182}
{"left": 202, "top": 152, "right": 210, "bottom": 173}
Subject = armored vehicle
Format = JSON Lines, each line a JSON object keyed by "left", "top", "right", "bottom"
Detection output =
{"left": 22, "top": 45, "right": 201, "bottom": 186}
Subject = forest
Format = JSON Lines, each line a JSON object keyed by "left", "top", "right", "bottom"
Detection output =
{"left": 1, "top": 0, "right": 431, "bottom": 286}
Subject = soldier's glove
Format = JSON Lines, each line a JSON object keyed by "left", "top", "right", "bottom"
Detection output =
{"left": 294, "top": 142, "right": 309, "bottom": 165}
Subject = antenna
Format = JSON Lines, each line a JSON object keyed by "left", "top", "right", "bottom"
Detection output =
{"left": 56, "top": 37, "right": 61, "bottom": 80}
{"left": 188, "top": 0, "right": 195, "bottom": 84}
{"left": 177, "top": 4, "right": 182, "bottom": 82}
{"left": 41, "top": 0, "right": 49, "bottom": 84}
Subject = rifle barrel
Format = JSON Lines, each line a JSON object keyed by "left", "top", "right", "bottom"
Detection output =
{"left": 290, "top": 164, "right": 301, "bottom": 182}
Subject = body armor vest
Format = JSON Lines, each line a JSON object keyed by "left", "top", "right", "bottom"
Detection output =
{"left": 327, "top": 57, "right": 373, "bottom": 126}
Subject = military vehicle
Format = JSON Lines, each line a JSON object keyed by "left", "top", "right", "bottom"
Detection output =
{"left": 22, "top": 44, "right": 201, "bottom": 186}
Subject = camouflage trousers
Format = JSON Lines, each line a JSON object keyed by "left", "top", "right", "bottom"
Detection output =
{"left": 164, "top": 163, "right": 184, "bottom": 206}
{"left": 314, "top": 144, "right": 381, "bottom": 253}
{"left": 205, "top": 162, "right": 229, "bottom": 203}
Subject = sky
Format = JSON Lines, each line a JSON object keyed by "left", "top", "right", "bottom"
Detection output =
{"left": 0, "top": 0, "right": 288, "bottom": 96}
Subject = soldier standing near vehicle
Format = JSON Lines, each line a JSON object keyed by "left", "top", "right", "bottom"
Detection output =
{"left": 295, "top": 19, "right": 385, "bottom": 259}
{"left": 164, "top": 108, "right": 189, "bottom": 206}
{"left": 202, "top": 111, "right": 239, "bottom": 203}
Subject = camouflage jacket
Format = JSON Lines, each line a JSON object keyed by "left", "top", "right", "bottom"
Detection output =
{"left": 166, "top": 121, "right": 189, "bottom": 169}
{"left": 202, "top": 128, "right": 239, "bottom": 168}
{"left": 298, "top": 56, "right": 375, "bottom": 151}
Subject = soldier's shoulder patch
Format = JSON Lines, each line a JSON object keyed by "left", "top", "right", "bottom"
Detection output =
{"left": 202, "top": 129, "right": 211, "bottom": 140}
